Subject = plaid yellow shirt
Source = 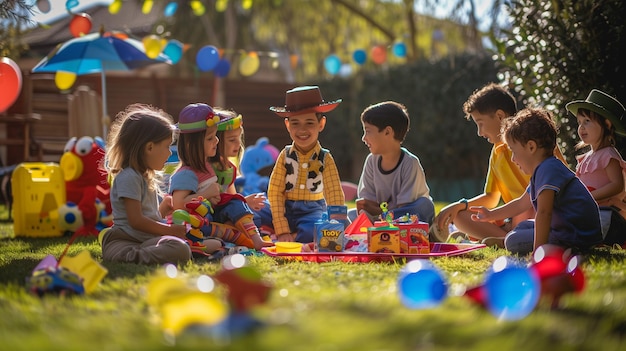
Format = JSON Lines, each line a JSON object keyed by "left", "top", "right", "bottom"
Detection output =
{"left": 268, "top": 142, "right": 345, "bottom": 234}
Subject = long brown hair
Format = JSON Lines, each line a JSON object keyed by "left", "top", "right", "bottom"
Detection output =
{"left": 106, "top": 103, "right": 176, "bottom": 192}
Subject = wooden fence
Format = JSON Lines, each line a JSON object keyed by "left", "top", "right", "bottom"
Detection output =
{"left": 4, "top": 72, "right": 295, "bottom": 165}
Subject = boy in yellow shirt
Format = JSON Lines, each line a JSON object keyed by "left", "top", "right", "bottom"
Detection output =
{"left": 434, "top": 83, "right": 565, "bottom": 246}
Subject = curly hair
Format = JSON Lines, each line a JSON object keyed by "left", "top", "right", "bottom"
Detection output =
{"left": 503, "top": 107, "right": 557, "bottom": 157}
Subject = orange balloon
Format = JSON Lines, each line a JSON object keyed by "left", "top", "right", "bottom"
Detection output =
{"left": 69, "top": 13, "right": 92, "bottom": 37}
{"left": 290, "top": 54, "right": 299, "bottom": 69}
{"left": 371, "top": 45, "right": 387, "bottom": 65}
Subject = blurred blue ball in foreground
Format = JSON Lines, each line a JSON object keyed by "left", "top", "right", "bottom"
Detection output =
{"left": 484, "top": 256, "right": 540, "bottom": 320}
{"left": 398, "top": 259, "right": 447, "bottom": 309}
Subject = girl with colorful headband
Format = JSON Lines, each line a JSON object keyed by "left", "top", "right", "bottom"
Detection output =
{"left": 169, "top": 103, "right": 272, "bottom": 251}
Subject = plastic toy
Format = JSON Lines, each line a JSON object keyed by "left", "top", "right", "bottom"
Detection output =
{"left": 528, "top": 244, "right": 585, "bottom": 308}
{"left": 172, "top": 196, "right": 213, "bottom": 244}
{"left": 146, "top": 268, "right": 228, "bottom": 337}
{"left": 147, "top": 258, "right": 271, "bottom": 337}
{"left": 58, "top": 199, "right": 112, "bottom": 234}
{"left": 235, "top": 137, "right": 279, "bottom": 196}
{"left": 11, "top": 162, "right": 65, "bottom": 237}
{"left": 60, "top": 136, "right": 111, "bottom": 236}
{"left": 397, "top": 259, "right": 448, "bottom": 309}
{"left": 26, "top": 251, "right": 107, "bottom": 296}
{"left": 482, "top": 256, "right": 541, "bottom": 320}
{"left": 27, "top": 265, "right": 85, "bottom": 297}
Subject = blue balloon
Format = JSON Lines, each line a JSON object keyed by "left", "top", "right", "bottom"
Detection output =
{"left": 196, "top": 45, "right": 220, "bottom": 72}
{"left": 163, "top": 40, "right": 183, "bottom": 64}
{"left": 393, "top": 42, "right": 407, "bottom": 58}
{"left": 214, "top": 59, "right": 231, "bottom": 78}
{"left": 397, "top": 260, "right": 447, "bottom": 309}
{"left": 164, "top": 2, "right": 178, "bottom": 17}
{"left": 324, "top": 55, "right": 341, "bottom": 75}
{"left": 484, "top": 257, "right": 540, "bottom": 320}
{"left": 352, "top": 49, "right": 367, "bottom": 65}
{"left": 65, "top": 0, "right": 79, "bottom": 11}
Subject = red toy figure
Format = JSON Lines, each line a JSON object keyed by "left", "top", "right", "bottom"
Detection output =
{"left": 60, "top": 136, "right": 111, "bottom": 236}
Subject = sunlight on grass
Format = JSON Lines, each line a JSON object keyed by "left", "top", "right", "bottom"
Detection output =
{"left": 1, "top": 204, "right": 626, "bottom": 350}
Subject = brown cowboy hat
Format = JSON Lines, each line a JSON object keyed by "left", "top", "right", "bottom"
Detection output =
{"left": 566, "top": 89, "right": 626, "bottom": 136}
{"left": 270, "top": 86, "right": 342, "bottom": 117}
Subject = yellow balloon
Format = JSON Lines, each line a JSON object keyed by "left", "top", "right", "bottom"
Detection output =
{"left": 216, "top": 0, "right": 228, "bottom": 12}
{"left": 55, "top": 71, "right": 76, "bottom": 90}
{"left": 143, "top": 35, "right": 162, "bottom": 59}
{"left": 239, "top": 52, "right": 260, "bottom": 77}
{"left": 108, "top": 0, "right": 122, "bottom": 14}
{"left": 190, "top": 0, "right": 205, "bottom": 16}
{"left": 142, "top": 0, "right": 153, "bottom": 14}
{"left": 242, "top": 0, "right": 253, "bottom": 10}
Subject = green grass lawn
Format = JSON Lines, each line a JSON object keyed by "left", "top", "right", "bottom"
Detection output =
{"left": 1, "top": 204, "right": 626, "bottom": 350}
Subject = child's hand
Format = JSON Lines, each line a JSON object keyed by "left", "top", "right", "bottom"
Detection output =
{"left": 171, "top": 223, "right": 188, "bottom": 239}
{"left": 470, "top": 206, "right": 491, "bottom": 222}
{"left": 276, "top": 233, "right": 296, "bottom": 242}
{"left": 159, "top": 194, "right": 174, "bottom": 217}
{"left": 246, "top": 193, "right": 266, "bottom": 211}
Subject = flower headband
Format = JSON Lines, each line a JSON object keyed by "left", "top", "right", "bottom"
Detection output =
{"left": 217, "top": 114, "right": 243, "bottom": 131}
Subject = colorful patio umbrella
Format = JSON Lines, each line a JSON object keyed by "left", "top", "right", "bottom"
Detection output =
{"left": 31, "top": 30, "right": 173, "bottom": 136}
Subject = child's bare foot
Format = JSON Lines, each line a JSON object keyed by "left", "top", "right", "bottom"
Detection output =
{"left": 251, "top": 234, "right": 274, "bottom": 250}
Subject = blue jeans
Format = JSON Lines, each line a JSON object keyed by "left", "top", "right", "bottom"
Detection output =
{"left": 347, "top": 197, "right": 435, "bottom": 225}
{"left": 253, "top": 199, "right": 274, "bottom": 229}
{"left": 285, "top": 199, "right": 327, "bottom": 243}
{"left": 504, "top": 220, "right": 535, "bottom": 255}
{"left": 212, "top": 199, "right": 254, "bottom": 224}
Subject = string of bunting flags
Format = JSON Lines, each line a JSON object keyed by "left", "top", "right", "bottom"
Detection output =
{"left": 40, "top": 0, "right": 410, "bottom": 87}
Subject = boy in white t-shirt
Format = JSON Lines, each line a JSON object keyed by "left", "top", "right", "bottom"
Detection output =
{"left": 348, "top": 101, "right": 435, "bottom": 224}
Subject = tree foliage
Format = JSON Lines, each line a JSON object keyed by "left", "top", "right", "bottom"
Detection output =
{"left": 0, "top": 0, "right": 32, "bottom": 58}
{"left": 166, "top": 0, "right": 482, "bottom": 81}
{"left": 493, "top": 0, "right": 626, "bottom": 164}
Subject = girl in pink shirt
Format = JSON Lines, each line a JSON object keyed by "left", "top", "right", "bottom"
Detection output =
{"left": 567, "top": 89, "right": 626, "bottom": 246}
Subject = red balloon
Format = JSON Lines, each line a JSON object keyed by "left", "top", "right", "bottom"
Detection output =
{"left": 0, "top": 57, "right": 22, "bottom": 113}
{"left": 371, "top": 45, "right": 387, "bottom": 65}
{"left": 69, "top": 13, "right": 92, "bottom": 37}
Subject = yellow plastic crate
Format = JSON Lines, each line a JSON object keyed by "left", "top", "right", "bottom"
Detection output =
{"left": 11, "top": 162, "right": 65, "bottom": 237}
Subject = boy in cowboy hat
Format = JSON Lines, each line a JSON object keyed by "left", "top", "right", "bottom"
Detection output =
{"left": 268, "top": 86, "right": 345, "bottom": 243}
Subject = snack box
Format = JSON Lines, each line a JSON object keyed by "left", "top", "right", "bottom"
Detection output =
{"left": 314, "top": 219, "right": 345, "bottom": 252}
{"left": 368, "top": 226, "right": 400, "bottom": 253}
{"left": 397, "top": 221, "right": 430, "bottom": 254}
{"left": 327, "top": 205, "right": 350, "bottom": 229}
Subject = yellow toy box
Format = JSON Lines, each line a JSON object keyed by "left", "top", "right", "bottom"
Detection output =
{"left": 11, "top": 162, "right": 66, "bottom": 237}
{"left": 368, "top": 226, "right": 400, "bottom": 253}
{"left": 397, "top": 222, "right": 430, "bottom": 254}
